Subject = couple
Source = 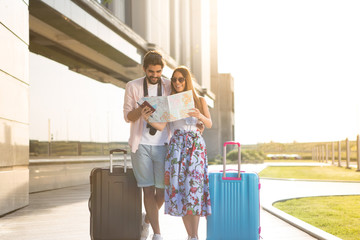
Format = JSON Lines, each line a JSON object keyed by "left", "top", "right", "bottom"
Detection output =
{"left": 123, "top": 50, "right": 212, "bottom": 240}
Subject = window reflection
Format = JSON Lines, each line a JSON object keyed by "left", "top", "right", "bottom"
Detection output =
{"left": 29, "top": 53, "right": 130, "bottom": 157}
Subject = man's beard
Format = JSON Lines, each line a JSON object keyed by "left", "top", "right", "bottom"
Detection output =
{"left": 146, "top": 76, "right": 160, "bottom": 85}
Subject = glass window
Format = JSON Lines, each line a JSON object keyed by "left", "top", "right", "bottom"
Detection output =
{"left": 29, "top": 53, "right": 130, "bottom": 157}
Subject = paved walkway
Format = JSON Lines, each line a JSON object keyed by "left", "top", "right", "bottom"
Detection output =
{"left": 1, "top": 163, "right": 359, "bottom": 239}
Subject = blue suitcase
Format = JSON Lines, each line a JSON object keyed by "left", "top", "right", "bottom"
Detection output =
{"left": 207, "top": 142, "right": 261, "bottom": 240}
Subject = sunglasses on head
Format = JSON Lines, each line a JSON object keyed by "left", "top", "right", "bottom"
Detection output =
{"left": 171, "top": 77, "right": 185, "bottom": 83}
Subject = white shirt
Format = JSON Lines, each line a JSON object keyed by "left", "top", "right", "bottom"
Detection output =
{"left": 140, "top": 83, "right": 169, "bottom": 145}
{"left": 170, "top": 117, "right": 199, "bottom": 134}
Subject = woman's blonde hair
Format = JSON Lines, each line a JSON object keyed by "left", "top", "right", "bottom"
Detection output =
{"left": 171, "top": 66, "right": 204, "bottom": 114}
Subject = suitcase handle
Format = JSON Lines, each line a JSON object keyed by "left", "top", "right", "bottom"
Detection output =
{"left": 110, "top": 149, "right": 127, "bottom": 173}
{"left": 110, "top": 149, "right": 127, "bottom": 154}
{"left": 223, "top": 141, "right": 240, "bottom": 147}
{"left": 223, "top": 141, "right": 241, "bottom": 179}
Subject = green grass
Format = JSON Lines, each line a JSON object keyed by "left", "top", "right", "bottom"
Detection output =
{"left": 261, "top": 166, "right": 360, "bottom": 239}
{"left": 274, "top": 196, "right": 360, "bottom": 240}
{"left": 259, "top": 166, "right": 360, "bottom": 181}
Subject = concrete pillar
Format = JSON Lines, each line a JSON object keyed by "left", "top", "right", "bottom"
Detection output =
{"left": 346, "top": 138, "right": 350, "bottom": 169}
{"left": 338, "top": 141, "right": 342, "bottom": 167}
{"left": 325, "top": 144, "right": 328, "bottom": 163}
{"left": 332, "top": 142, "right": 335, "bottom": 165}
{"left": 357, "top": 135, "right": 360, "bottom": 172}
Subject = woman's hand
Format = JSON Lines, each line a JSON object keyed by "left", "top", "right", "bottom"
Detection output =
{"left": 188, "top": 108, "right": 203, "bottom": 121}
{"left": 189, "top": 97, "right": 212, "bottom": 129}
{"left": 196, "top": 121, "right": 205, "bottom": 134}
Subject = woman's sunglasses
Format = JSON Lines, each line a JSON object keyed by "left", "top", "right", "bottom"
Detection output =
{"left": 171, "top": 77, "right": 185, "bottom": 83}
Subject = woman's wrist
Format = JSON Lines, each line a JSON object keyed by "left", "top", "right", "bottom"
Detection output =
{"left": 199, "top": 114, "right": 203, "bottom": 122}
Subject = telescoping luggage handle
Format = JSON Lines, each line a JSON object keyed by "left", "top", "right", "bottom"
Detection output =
{"left": 109, "top": 149, "right": 127, "bottom": 173}
{"left": 223, "top": 141, "right": 241, "bottom": 180}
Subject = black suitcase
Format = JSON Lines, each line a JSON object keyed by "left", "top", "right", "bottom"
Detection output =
{"left": 89, "top": 149, "right": 142, "bottom": 240}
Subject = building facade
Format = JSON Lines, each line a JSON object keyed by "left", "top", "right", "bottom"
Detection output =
{"left": 0, "top": 0, "right": 234, "bottom": 215}
{"left": 203, "top": 73, "right": 235, "bottom": 159}
{"left": 0, "top": 0, "right": 30, "bottom": 216}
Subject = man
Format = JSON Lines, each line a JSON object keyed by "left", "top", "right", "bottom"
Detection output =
{"left": 123, "top": 50, "right": 171, "bottom": 240}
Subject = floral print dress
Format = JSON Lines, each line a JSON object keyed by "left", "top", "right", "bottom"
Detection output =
{"left": 164, "top": 117, "right": 211, "bottom": 216}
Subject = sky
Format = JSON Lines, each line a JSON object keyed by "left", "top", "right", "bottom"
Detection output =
{"left": 217, "top": 0, "right": 360, "bottom": 144}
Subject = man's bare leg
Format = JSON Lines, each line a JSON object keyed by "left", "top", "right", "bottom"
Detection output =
{"left": 143, "top": 186, "right": 164, "bottom": 235}
{"left": 155, "top": 188, "right": 164, "bottom": 209}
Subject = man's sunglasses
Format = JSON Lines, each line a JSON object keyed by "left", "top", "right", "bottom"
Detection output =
{"left": 171, "top": 77, "right": 185, "bottom": 83}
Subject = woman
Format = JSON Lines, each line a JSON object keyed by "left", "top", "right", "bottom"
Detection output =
{"left": 142, "top": 66, "right": 212, "bottom": 240}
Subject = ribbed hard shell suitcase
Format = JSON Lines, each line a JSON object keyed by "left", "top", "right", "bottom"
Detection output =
{"left": 89, "top": 149, "right": 142, "bottom": 240}
{"left": 207, "top": 142, "right": 261, "bottom": 240}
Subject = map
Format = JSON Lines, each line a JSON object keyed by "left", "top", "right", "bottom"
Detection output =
{"left": 138, "top": 90, "right": 194, "bottom": 122}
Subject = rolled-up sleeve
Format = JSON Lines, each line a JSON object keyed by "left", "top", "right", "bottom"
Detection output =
{"left": 123, "top": 78, "right": 144, "bottom": 153}
{"left": 123, "top": 83, "right": 136, "bottom": 123}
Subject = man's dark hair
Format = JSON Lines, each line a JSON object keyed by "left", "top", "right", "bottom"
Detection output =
{"left": 143, "top": 50, "right": 165, "bottom": 69}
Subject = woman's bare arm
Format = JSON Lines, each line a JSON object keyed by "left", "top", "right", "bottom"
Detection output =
{"left": 141, "top": 107, "right": 167, "bottom": 131}
{"left": 188, "top": 97, "right": 212, "bottom": 129}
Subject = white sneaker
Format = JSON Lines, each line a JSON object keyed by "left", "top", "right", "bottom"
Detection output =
{"left": 152, "top": 234, "right": 163, "bottom": 240}
{"left": 140, "top": 213, "right": 150, "bottom": 240}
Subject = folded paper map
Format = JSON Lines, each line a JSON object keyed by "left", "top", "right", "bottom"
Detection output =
{"left": 138, "top": 90, "right": 194, "bottom": 122}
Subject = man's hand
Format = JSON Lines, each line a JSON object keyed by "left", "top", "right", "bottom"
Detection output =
{"left": 127, "top": 105, "right": 153, "bottom": 122}
{"left": 141, "top": 106, "right": 154, "bottom": 122}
